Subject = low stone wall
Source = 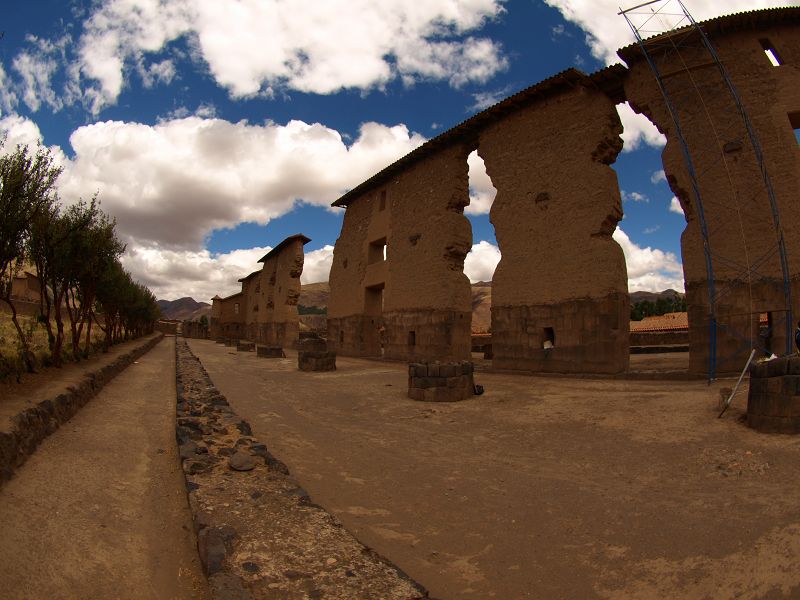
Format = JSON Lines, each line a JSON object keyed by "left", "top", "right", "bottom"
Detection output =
{"left": 236, "top": 341, "right": 255, "bottom": 352}
{"left": 408, "top": 361, "right": 474, "bottom": 402}
{"left": 256, "top": 345, "right": 285, "bottom": 358}
{"left": 747, "top": 355, "right": 800, "bottom": 434}
{"left": 0, "top": 333, "right": 164, "bottom": 485}
{"left": 174, "top": 339, "right": 428, "bottom": 598}
{"left": 298, "top": 351, "right": 336, "bottom": 372}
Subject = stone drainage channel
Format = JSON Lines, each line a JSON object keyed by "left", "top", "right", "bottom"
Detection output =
{"left": 175, "top": 338, "right": 430, "bottom": 599}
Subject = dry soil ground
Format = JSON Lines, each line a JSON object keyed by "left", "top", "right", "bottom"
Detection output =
{"left": 188, "top": 339, "right": 800, "bottom": 600}
{"left": 0, "top": 337, "right": 208, "bottom": 600}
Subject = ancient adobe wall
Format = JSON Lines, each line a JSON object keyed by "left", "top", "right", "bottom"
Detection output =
{"left": 478, "top": 82, "right": 629, "bottom": 374}
{"left": 328, "top": 189, "right": 380, "bottom": 356}
{"left": 254, "top": 237, "right": 306, "bottom": 349}
{"left": 621, "top": 19, "right": 800, "bottom": 374}
{"left": 328, "top": 144, "right": 473, "bottom": 361}
{"left": 218, "top": 292, "right": 245, "bottom": 340}
{"left": 209, "top": 296, "right": 222, "bottom": 339}
{"left": 214, "top": 235, "right": 308, "bottom": 348}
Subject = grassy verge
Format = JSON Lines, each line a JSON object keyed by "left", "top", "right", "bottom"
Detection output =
{"left": 0, "top": 313, "right": 105, "bottom": 382}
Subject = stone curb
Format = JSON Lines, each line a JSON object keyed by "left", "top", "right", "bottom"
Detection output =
{"left": 175, "top": 338, "right": 432, "bottom": 600}
{"left": 0, "top": 333, "right": 165, "bottom": 486}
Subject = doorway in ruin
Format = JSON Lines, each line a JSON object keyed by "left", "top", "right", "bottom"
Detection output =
{"left": 466, "top": 149, "right": 498, "bottom": 362}
{"left": 364, "top": 282, "right": 385, "bottom": 357}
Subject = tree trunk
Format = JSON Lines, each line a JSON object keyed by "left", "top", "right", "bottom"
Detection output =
{"left": 1, "top": 296, "right": 35, "bottom": 372}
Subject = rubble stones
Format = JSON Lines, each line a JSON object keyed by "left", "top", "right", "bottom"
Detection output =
{"left": 175, "top": 338, "right": 429, "bottom": 599}
{"left": 229, "top": 452, "right": 256, "bottom": 471}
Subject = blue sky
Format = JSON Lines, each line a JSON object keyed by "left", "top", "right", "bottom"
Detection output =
{"left": 1, "top": 0, "right": 788, "bottom": 300}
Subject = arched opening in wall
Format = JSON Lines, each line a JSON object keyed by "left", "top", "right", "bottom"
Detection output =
{"left": 465, "top": 149, "right": 499, "bottom": 362}
{"left": 612, "top": 106, "right": 688, "bottom": 371}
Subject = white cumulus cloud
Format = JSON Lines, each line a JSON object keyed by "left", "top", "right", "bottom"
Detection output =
{"left": 543, "top": 0, "right": 793, "bottom": 65}
{"left": 466, "top": 150, "right": 497, "bottom": 215}
{"left": 617, "top": 101, "right": 666, "bottom": 153}
{"left": 613, "top": 227, "right": 684, "bottom": 292}
{"left": 669, "top": 196, "right": 685, "bottom": 215}
{"left": 69, "top": 0, "right": 507, "bottom": 113}
{"left": 302, "top": 245, "right": 335, "bottom": 285}
{"left": 56, "top": 117, "right": 425, "bottom": 250}
{"left": 464, "top": 240, "right": 501, "bottom": 282}
{"left": 1, "top": 112, "right": 426, "bottom": 299}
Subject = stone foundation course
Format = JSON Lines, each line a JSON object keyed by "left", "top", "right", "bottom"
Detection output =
{"left": 747, "top": 355, "right": 800, "bottom": 434}
{"left": 298, "top": 350, "right": 337, "bottom": 372}
{"left": 175, "top": 339, "right": 428, "bottom": 599}
{"left": 0, "top": 333, "right": 164, "bottom": 485}
{"left": 408, "top": 361, "right": 475, "bottom": 402}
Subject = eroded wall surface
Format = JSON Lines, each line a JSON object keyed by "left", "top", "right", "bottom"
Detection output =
{"left": 479, "top": 83, "right": 630, "bottom": 374}
{"left": 215, "top": 236, "right": 307, "bottom": 348}
{"left": 328, "top": 145, "right": 472, "bottom": 361}
{"left": 622, "top": 21, "right": 800, "bottom": 374}
{"left": 218, "top": 293, "right": 245, "bottom": 340}
{"left": 253, "top": 238, "right": 305, "bottom": 349}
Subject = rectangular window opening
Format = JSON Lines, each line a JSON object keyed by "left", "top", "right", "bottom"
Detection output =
{"left": 234, "top": 303, "right": 240, "bottom": 315}
{"left": 364, "top": 283, "right": 384, "bottom": 316}
{"left": 543, "top": 327, "right": 555, "bottom": 349}
{"left": 379, "top": 190, "right": 387, "bottom": 211}
{"left": 368, "top": 237, "right": 387, "bottom": 264}
{"left": 408, "top": 330, "right": 416, "bottom": 347}
{"left": 339, "top": 330, "right": 344, "bottom": 344}
{"left": 759, "top": 39, "right": 783, "bottom": 66}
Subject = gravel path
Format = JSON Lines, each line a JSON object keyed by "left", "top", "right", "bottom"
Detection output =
{"left": 0, "top": 336, "right": 208, "bottom": 600}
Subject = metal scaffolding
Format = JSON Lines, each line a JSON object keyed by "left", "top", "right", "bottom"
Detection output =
{"left": 619, "top": 0, "right": 794, "bottom": 380}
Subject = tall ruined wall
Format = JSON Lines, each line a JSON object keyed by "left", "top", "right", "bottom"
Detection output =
{"left": 328, "top": 194, "right": 375, "bottom": 356}
{"left": 622, "top": 19, "right": 800, "bottom": 374}
{"left": 382, "top": 144, "right": 472, "bottom": 361}
{"left": 478, "top": 82, "right": 629, "bottom": 374}
{"left": 254, "top": 238, "right": 305, "bottom": 349}
{"left": 328, "top": 145, "right": 472, "bottom": 361}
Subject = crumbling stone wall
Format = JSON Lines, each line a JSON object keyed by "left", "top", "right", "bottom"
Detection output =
{"left": 328, "top": 144, "right": 472, "bottom": 361}
{"left": 620, "top": 13, "right": 800, "bottom": 374}
{"left": 213, "top": 235, "right": 308, "bottom": 350}
{"left": 254, "top": 235, "right": 307, "bottom": 350}
{"left": 478, "top": 78, "right": 629, "bottom": 374}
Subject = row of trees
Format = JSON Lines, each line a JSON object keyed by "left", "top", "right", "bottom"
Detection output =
{"left": 630, "top": 295, "right": 687, "bottom": 321}
{"left": 0, "top": 139, "right": 160, "bottom": 372}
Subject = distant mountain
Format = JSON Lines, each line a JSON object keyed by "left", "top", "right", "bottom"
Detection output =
{"left": 157, "top": 297, "right": 211, "bottom": 321}
{"left": 629, "top": 289, "right": 684, "bottom": 304}
{"left": 299, "top": 281, "right": 330, "bottom": 310}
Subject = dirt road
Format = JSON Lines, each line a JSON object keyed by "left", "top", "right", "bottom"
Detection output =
{"left": 188, "top": 339, "right": 800, "bottom": 600}
{"left": 0, "top": 337, "right": 208, "bottom": 600}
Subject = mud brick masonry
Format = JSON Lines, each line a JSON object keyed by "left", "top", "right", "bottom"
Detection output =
{"left": 210, "top": 234, "right": 309, "bottom": 349}
{"left": 327, "top": 8, "right": 800, "bottom": 376}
